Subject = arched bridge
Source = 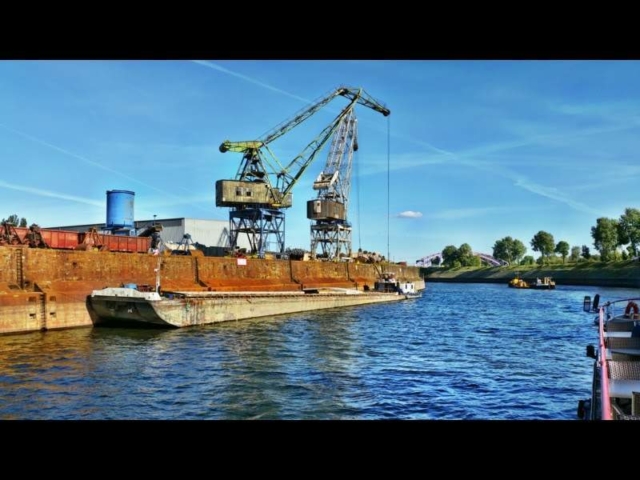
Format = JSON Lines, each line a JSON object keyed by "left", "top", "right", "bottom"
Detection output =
{"left": 415, "top": 252, "right": 507, "bottom": 267}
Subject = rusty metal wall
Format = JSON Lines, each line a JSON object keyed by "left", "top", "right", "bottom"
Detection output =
{"left": 24, "top": 249, "right": 153, "bottom": 285}
{"left": 197, "top": 257, "right": 297, "bottom": 290}
{"left": 0, "top": 248, "right": 16, "bottom": 283}
{"left": 8, "top": 247, "right": 422, "bottom": 288}
{"left": 291, "top": 260, "right": 349, "bottom": 281}
{"left": 0, "top": 291, "right": 43, "bottom": 334}
{"left": 198, "top": 257, "right": 287, "bottom": 281}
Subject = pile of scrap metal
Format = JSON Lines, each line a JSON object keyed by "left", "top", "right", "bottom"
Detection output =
{"left": 75, "top": 227, "right": 107, "bottom": 251}
{"left": 25, "top": 224, "right": 48, "bottom": 248}
{"left": 0, "top": 222, "right": 49, "bottom": 248}
{"left": 170, "top": 233, "right": 204, "bottom": 256}
{"left": 0, "top": 222, "right": 24, "bottom": 246}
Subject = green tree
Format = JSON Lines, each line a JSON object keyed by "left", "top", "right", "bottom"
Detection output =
{"left": 582, "top": 245, "right": 591, "bottom": 259}
{"left": 1, "top": 214, "right": 27, "bottom": 226}
{"left": 555, "top": 241, "right": 570, "bottom": 264}
{"left": 512, "top": 239, "right": 526, "bottom": 264}
{"left": 570, "top": 246, "right": 581, "bottom": 262}
{"left": 441, "top": 245, "right": 458, "bottom": 267}
{"left": 591, "top": 217, "right": 619, "bottom": 261}
{"left": 521, "top": 255, "right": 535, "bottom": 265}
{"left": 493, "top": 237, "right": 511, "bottom": 264}
{"left": 458, "top": 243, "right": 474, "bottom": 266}
{"left": 530, "top": 231, "right": 555, "bottom": 264}
{"left": 431, "top": 256, "right": 441, "bottom": 266}
{"left": 493, "top": 237, "right": 526, "bottom": 265}
{"left": 618, "top": 208, "right": 640, "bottom": 257}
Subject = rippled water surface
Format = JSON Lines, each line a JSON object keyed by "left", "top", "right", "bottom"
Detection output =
{"left": 1, "top": 282, "right": 636, "bottom": 420}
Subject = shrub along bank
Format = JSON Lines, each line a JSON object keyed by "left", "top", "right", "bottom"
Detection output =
{"left": 421, "top": 260, "right": 640, "bottom": 288}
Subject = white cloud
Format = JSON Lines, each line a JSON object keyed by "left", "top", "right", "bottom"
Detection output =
{"left": 398, "top": 211, "right": 423, "bottom": 218}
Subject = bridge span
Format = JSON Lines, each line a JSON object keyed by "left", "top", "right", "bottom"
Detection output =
{"left": 415, "top": 252, "right": 507, "bottom": 267}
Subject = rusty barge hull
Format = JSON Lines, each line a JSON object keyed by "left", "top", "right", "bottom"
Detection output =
{"left": 0, "top": 246, "right": 424, "bottom": 335}
{"left": 90, "top": 288, "right": 406, "bottom": 328}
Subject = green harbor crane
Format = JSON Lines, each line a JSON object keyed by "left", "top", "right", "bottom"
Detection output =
{"left": 217, "top": 85, "right": 390, "bottom": 258}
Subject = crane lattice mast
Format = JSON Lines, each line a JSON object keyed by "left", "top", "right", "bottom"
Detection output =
{"left": 308, "top": 108, "right": 358, "bottom": 260}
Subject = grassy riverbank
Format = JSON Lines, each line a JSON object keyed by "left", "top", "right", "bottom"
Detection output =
{"left": 421, "top": 260, "right": 640, "bottom": 288}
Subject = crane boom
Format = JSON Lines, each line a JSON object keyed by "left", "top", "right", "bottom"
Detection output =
{"left": 276, "top": 99, "right": 357, "bottom": 201}
{"left": 219, "top": 86, "right": 389, "bottom": 154}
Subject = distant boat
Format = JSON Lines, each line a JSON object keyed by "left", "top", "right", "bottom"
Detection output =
{"left": 508, "top": 274, "right": 556, "bottom": 290}
{"left": 374, "top": 272, "right": 421, "bottom": 298}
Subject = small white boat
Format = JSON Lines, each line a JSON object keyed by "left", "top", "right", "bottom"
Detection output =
{"left": 373, "top": 272, "right": 422, "bottom": 298}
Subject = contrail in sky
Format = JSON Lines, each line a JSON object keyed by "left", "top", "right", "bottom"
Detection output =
{"left": 0, "top": 121, "right": 213, "bottom": 212}
{"left": 0, "top": 122, "right": 169, "bottom": 194}
{"left": 0, "top": 180, "right": 103, "bottom": 206}
{"left": 192, "top": 60, "right": 449, "bottom": 155}
{"left": 192, "top": 61, "right": 311, "bottom": 103}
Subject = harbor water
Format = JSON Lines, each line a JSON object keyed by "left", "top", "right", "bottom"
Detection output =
{"left": 0, "top": 282, "right": 635, "bottom": 420}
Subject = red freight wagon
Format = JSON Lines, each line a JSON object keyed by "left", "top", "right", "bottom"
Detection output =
{"left": 99, "top": 234, "right": 150, "bottom": 253}
{"left": 13, "top": 227, "right": 29, "bottom": 242}
{"left": 39, "top": 229, "right": 80, "bottom": 249}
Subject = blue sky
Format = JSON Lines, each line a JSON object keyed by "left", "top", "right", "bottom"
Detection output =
{"left": 1, "top": 60, "right": 638, "bottom": 263}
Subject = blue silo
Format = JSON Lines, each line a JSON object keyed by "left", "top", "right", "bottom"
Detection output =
{"left": 106, "top": 190, "right": 135, "bottom": 233}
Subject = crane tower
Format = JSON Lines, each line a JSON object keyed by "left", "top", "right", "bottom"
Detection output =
{"left": 307, "top": 108, "right": 358, "bottom": 260}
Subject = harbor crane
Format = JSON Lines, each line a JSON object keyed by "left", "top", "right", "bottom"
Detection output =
{"left": 307, "top": 108, "right": 358, "bottom": 260}
{"left": 217, "top": 86, "right": 390, "bottom": 258}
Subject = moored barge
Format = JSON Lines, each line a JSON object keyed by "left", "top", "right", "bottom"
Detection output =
{"left": 90, "top": 284, "right": 411, "bottom": 328}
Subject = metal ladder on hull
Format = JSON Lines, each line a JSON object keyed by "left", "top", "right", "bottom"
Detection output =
{"left": 15, "top": 247, "right": 23, "bottom": 288}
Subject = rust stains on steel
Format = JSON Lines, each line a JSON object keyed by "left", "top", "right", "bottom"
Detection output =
{"left": 0, "top": 246, "right": 424, "bottom": 335}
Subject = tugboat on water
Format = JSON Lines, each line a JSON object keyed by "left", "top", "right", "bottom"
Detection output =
{"left": 508, "top": 274, "right": 556, "bottom": 290}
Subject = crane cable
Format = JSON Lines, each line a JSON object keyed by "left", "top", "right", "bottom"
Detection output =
{"left": 387, "top": 115, "right": 390, "bottom": 264}
{"left": 356, "top": 140, "right": 361, "bottom": 253}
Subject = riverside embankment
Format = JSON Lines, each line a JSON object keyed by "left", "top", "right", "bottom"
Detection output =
{"left": 422, "top": 261, "right": 640, "bottom": 289}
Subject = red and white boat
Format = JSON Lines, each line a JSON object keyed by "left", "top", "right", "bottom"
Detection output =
{"left": 579, "top": 295, "right": 640, "bottom": 420}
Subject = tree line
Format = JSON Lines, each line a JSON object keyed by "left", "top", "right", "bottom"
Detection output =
{"left": 1, "top": 214, "right": 27, "bottom": 227}
{"left": 434, "top": 207, "right": 640, "bottom": 267}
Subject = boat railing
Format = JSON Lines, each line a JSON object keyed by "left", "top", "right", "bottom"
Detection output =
{"left": 597, "top": 296, "right": 640, "bottom": 420}
{"left": 602, "top": 297, "right": 640, "bottom": 319}
{"left": 597, "top": 306, "right": 612, "bottom": 420}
